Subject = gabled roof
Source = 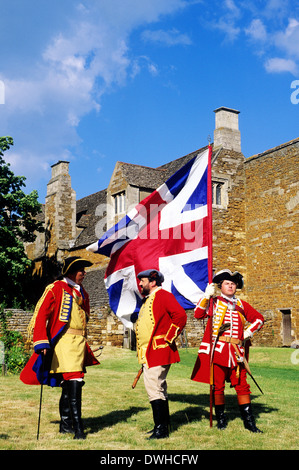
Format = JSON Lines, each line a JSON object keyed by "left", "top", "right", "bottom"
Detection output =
{"left": 112, "top": 145, "right": 209, "bottom": 191}
{"left": 74, "top": 189, "right": 107, "bottom": 248}
{"left": 156, "top": 146, "right": 209, "bottom": 178}
{"left": 116, "top": 161, "right": 167, "bottom": 190}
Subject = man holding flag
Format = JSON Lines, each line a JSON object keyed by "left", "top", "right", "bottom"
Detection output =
{"left": 191, "top": 269, "right": 264, "bottom": 432}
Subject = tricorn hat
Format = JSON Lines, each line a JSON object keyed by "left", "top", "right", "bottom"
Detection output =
{"left": 62, "top": 256, "right": 93, "bottom": 276}
{"left": 213, "top": 269, "right": 244, "bottom": 289}
{"left": 137, "top": 269, "right": 164, "bottom": 284}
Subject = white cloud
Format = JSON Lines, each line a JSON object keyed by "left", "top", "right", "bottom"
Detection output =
{"left": 0, "top": 0, "right": 192, "bottom": 188}
{"left": 262, "top": 17, "right": 299, "bottom": 75}
{"left": 142, "top": 28, "right": 192, "bottom": 46}
{"left": 130, "top": 56, "right": 159, "bottom": 78}
{"left": 206, "top": 0, "right": 242, "bottom": 42}
{"left": 238, "top": 8, "right": 299, "bottom": 75}
{"left": 208, "top": 2, "right": 299, "bottom": 74}
{"left": 265, "top": 57, "right": 298, "bottom": 74}
{"left": 274, "top": 18, "right": 299, "bottom": 59}
{"left": 7, "top": 150, "right": 52, "bottom": 184}
{"left": 224, "top": 0, "right": 241, "bottom": 17}
{"left": 245, "top": 19, "right": 267, "bottom": 41}
{"left": 217, "top": 22, "right": 240, "bottom": 42}
{"left": 148, "top": 63, "right": 159, "bottom": 76}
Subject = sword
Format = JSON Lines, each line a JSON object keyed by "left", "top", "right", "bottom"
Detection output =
{"left": 232, "top": 343, "right": 264, "bottom": 395}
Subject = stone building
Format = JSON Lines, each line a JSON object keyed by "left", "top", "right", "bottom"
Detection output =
{"left": 23, "top": 106, "right": 298, "bottom": 349}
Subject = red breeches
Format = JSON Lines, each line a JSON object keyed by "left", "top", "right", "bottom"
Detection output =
{"left": 213, "top": 363, "right": 251, "bottom": 396}
{"left": 62, "top": 372, "right": 85, "bottom": 381}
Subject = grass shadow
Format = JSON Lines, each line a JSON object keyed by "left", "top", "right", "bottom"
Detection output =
{"left": 168, "top": 392, "right": 278, "bottom": 431}
{"left": 83, "top": 406, "right": 147, "bottom": 434}
{"left": 168, "top": 393, "right": 209, "bottom": 431}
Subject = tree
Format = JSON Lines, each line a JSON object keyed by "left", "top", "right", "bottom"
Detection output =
{"left": 0, "top": 136, "right": 44, "bottom": 307}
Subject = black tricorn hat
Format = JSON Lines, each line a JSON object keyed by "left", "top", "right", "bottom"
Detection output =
{"left": 137, "top": 269, "right": 164, "bottom": 284}
{"left": 61, "top": 256, "right": 93, "bottom": 276}
{"left": 213, "top": 269, "right": 244, "bottom": 289}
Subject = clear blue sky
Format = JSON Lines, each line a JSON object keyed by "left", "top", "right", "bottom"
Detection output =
{"left": 0, "top": 0, "right": 298, "bottom": 202}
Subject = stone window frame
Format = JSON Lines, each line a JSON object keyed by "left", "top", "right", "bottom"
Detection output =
{"left": 113, "top": 191, "right": 126, "bottom": 215}
{"left": 212, "top": 176, "right": 229, "bottom": 209}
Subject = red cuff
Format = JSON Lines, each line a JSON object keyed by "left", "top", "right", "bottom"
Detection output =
{"left": 165, "top": 323, "right": 180, "bottom": 343}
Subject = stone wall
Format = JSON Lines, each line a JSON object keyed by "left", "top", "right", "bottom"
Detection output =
{"left": 3, "top": 307, "right": 204, "bottom": 350}
{"left": 3, "top": 309, "right": 33, "bottom": 339}
{"left": 2, "top": 307, "right": 124, "bottom": 351}
{"left": 45, "top": 161, "right": 77, "bottom": 259}
{"left": 244, "top": 140, "right": 299, "bottom": 346}
{"left": 88, "top": 307, "right": 124, "bottom": 348}
{"left": 211, "top": 149, "right": 247, "bottom": 281}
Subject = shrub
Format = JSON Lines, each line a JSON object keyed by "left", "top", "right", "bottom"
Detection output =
{"left": 6, "top": 344, "right": 29, "bottom": 374}
{"left": 0, "top": 307, "right": 29, "bottom": 374}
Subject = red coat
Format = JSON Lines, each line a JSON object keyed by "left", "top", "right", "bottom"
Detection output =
{"left": 191, "top": 295, "right": 264, "bottom": 384}
{"left": 138, "top": 289, "right": 187, "bottom": 368}
{"left": 20, "top": 280, "right": 99, "bottom": 387}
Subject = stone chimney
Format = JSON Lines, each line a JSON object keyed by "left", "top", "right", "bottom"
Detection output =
{"left": 213, "top": 107, "right": 241, "bottom": 152}
{"left": 45, "top": 161, "right": 76, "bottom": 259}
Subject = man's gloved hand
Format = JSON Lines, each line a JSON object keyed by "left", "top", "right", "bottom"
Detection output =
{"left": 204, "top": 283, "right": 216, "bottom": 299}
{"left": 243, "top": 329, "right": 252, "bottom": 341}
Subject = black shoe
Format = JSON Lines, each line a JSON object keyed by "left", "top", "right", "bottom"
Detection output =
{"left": 66, "top": 380, "right": 86, "bottom": 439}
{"left": 74, "top": 429, "right": 86, "bottom": 440}
{"left": 215, "top": 404, "right": 228, "bottom": 430}
{"left": 149, "top": 424, "right": 169, "bottom": 439}
{"left": 239, "top": 403, "right": 263, "bottom": 433}
{"left": 148, "top": 399, "right": 169, "bottom": 439}
{"left": 59, "top": 383, "right": 74, "bottom": 434}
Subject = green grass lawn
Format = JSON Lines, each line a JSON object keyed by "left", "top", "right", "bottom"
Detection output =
{"left": 0, "top": 346, "right": 298, "bottom": 451}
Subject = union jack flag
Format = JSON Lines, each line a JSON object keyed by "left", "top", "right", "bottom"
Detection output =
{"left": 87, "top": 146, "right": 213, "bottom": 329}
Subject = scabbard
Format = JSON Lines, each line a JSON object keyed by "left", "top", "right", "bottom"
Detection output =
{"left": 232, "top": 343, "right": 263, "bottom": 394}
{"left": 132, "top": 367, "right": 143, "bottom": 389}
{"left": 243, "top": 357, "right": 264, "bottom": 394}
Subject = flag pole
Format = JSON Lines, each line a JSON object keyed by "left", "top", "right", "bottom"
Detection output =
{"left": 207, "top": 142, "right": 214, "bottom": 427}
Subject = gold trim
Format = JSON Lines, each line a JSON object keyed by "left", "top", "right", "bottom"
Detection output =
{"left": 152, "top": 335, "right": 168, "bottom": 350}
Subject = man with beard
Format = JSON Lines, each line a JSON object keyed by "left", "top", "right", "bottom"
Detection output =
{"left": 135, "top": 269, "right": 187, "bottom": 439}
